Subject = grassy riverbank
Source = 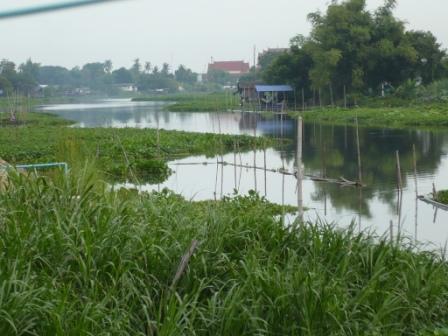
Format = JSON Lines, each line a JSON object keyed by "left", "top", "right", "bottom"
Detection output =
{"left": 133, "top": 93, "right": 448, "bottom": 128}
{"left": 132, "top": 92, "right": 238, "bottom": 112}
{"left": 1, "top": 172, "right": 448, "bottom": 334}
{"left": 300, "top": 104, "right": 448, "bottom": 128}
{"left": 0, "top": 112, "right": 274, "bottom": 183}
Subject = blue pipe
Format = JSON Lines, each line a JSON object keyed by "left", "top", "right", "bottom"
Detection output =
{"left": 15, "top": 162, "right": 68, "bottom": 174}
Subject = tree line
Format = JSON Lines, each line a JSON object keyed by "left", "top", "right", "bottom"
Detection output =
{"left": 247, "top": 0, "right": 448, "bottom": 104}
{"left": 0, "top": 58, "right": 199, "bottom": 96}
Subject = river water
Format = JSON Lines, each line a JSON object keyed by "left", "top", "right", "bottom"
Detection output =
{"left": 40, "top": 99, "right": 448, "bottom": 248}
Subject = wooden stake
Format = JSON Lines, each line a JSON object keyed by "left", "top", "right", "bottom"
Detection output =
{"left": 302, "top": 88, "right": 305, "bottom": 112}
{"left": 343, "top": 85, "right": 347, "bottom": 108}
{"left": 412, "top": 144, "right": 418, "bottom": 197}
{"left": 253, "top": 127, "right": 257, "bottom": 192}
{"left": 263, "top": 147, "right": 267, "bottom": 197}
{"left": 396, "top": 150, "right": 402, "bottom": 191}
{"left": 297, "top": 117, "right": 304, "bottom": 220}
{"left": 390, "top": 220, "right": 393, "bottom": 243}
{"left": 233, "top": 142, "right": 237, "bottom": 190}
{"left": 170, "top": 240, "right": 199, "bottom": 290}
{"left": 355, "top": 115, "right": 362, "bottom": 184}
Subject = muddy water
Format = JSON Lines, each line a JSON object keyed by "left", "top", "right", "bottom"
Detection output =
{"left": 41, "top": 99, "right": 448, "bottom": 247}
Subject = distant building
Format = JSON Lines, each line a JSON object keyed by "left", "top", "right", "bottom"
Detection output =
{"left": 116, "top": 83, "right": 137, "bottom": 92}
{"left": 208, "top": 61, "right": 250, "bottom": 76}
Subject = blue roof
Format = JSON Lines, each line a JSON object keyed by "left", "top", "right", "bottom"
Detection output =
{"left": 255, "top": 85, "right": 293, "bottom": 92}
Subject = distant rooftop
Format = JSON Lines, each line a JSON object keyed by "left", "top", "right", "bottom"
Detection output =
{"left": 208, "top": 61, "right": 250, "bottom": 75}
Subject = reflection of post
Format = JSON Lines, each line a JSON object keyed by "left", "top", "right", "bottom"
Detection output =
{"left": 297, "top": 117, "right": 304, "bottom": 220}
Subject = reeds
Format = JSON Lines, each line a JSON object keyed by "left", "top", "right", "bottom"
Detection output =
{"left": 1, "top": 171, "right": 448, "bottom": 334}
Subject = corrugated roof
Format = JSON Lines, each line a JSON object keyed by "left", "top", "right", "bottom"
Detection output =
{"left": 255, "top": 85, "right": 293, "bottom": 92}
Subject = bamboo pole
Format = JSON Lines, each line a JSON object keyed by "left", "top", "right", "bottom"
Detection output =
{"left": 319, "top": 88, "right": 322, "bottom": 108}
{"left": 234, "top": 141, "right": 237, "bottom": 190}
{"left": 412, "top": 144, "right": 418, "bottom": 197}
{"left": 302, "top": 88, "right": 305, "bottom": 112}
{"left": 355, "top": 114, "right": 362, "bottom": 184}
{"left": 396, "top": 150, "right": 402, "bottom": 191}
{"left": 344, "top": 85, "right": 347, "bottom": 108}
{"left": 390, "top": 220, "right": 393, "bottom": 243}
{"left": 263, "top": 147, "right": 267, "bottom": 197}
{"left": 297, "top": 117, "right": 304, "bottom": 220}
{"left": 253, "top": 126, "right": 257, "bottom": 192}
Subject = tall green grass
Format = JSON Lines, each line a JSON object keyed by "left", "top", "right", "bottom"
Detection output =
{"left": 1, "top": 171, "right": 448, "bottom": 334}
{"left": 132, "top": 92, "right": 239, "bottom": 112}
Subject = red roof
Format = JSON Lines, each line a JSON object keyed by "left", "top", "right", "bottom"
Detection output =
{"left": 208, "top": 61, "right": 250, "bottom": 74}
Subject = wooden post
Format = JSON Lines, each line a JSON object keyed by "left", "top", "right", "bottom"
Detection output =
{"left": 343, "top": 85, "right": 347, "bottom": 108}
{"left": 396, "top": 150, "right": 402, "bottom": 191}
{"left": 319, "top": 88, "right": 322, "bottom": 108}
{"left": 156, "top": 114, "right": 160, "bottom": 158}
{"left": 329, "top": 83, "right": 334, "bottom": 107}
{"left": 297, "top": 117, "right": 304, "bottom": 220}
{"left": 355, "top": 115, "right": 362, "bottom": 184}
{"left": 390, "top": 220, "right": 393, "bottom": 243}
{"left": 263, "top": 147, "right": 267, "bottom": 197}
{"left": 302, "top": 88, "right": 305, "bottom": 112}
{"left": 234, "top": 142, "right": 237, "bottom": 190}
{"left": 412, "top": 144, "right": 418, "bottom": 197}
{"left": 253, "top": 127, "right": 257, "bottom": 192}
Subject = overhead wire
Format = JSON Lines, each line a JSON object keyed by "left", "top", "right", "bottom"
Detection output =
{"left": 0, "top": 0, "right": 125, "bottom": 20}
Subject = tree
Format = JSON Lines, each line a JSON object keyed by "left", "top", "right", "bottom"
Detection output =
{"left": 161, "top": 63, "right": 171, "bottom": 77}
{"left": 144, "top": 62, "right": 152, "bottom": 74}
{"left": 38, "top": 66, "right": 71, "bottom": 85}
{"left": 104, "top": 60, "right": 113, "bottom": 74}
{"left": 112, "top": 67, "right": 133, "bottom": 84}
{"left": 207, "top": 69, "right": 234, "bottom": 85}
{"left": 406, "top": 31, "right": 446, "bottom": 84}
{"left": 174, "top": 65, "right": 197, "bottom": 84}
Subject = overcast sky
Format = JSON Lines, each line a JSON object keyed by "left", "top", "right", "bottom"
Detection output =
{"left": 1, "top": 0, "right": 447, "bottom": 73}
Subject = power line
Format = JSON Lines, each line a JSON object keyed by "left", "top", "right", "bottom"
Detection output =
{"left": 0, "top": 0, "right": 124, "bottom": 20}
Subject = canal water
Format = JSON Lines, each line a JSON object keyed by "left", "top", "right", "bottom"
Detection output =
{"left": 40, "top": 99, "right": 448, "bottom": 248}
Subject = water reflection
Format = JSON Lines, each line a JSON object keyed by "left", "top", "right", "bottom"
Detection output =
{"left": 42, "top": 99, "right": 448, "bottom": 247}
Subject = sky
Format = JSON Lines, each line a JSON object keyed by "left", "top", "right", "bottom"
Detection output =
{"left": 1, "top": 0, "right": 447, "bottom": 73}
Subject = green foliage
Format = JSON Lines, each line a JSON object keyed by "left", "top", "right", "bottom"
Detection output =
{"left": 300, "top": 104, "right": 448, "bottom": 128}
{"left": 133, "top": 92, "right": 239, "bottom": 112}
{"left": 1, "top": 172, "right": 448, "bottom": 334}
{"left": 206, "top": 68, "right": 235, "bottom": 85}
{"left": 0, "top": 112, "right": 272, "bottom": 183}
{"left": 435, "top": 190, "right": 448, "bottom": 205}
{"left": 262, "top": 0, "right": 447, "bottom": 103}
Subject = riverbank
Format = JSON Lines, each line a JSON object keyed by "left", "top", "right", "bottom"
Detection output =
{"left": 299, "top": 104, "right": 448, "bottom": 129}
{"left": 0, "top": 112, "right": 276, "bottom": 183}
{"left": 1, "top": 171, "right": 448, "bottom": 334}
{"left": 132, "top": 92, "right": 238, "bottom": 112}
{"left": 132, "top": 93, "right": 448, "bottom": 128}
